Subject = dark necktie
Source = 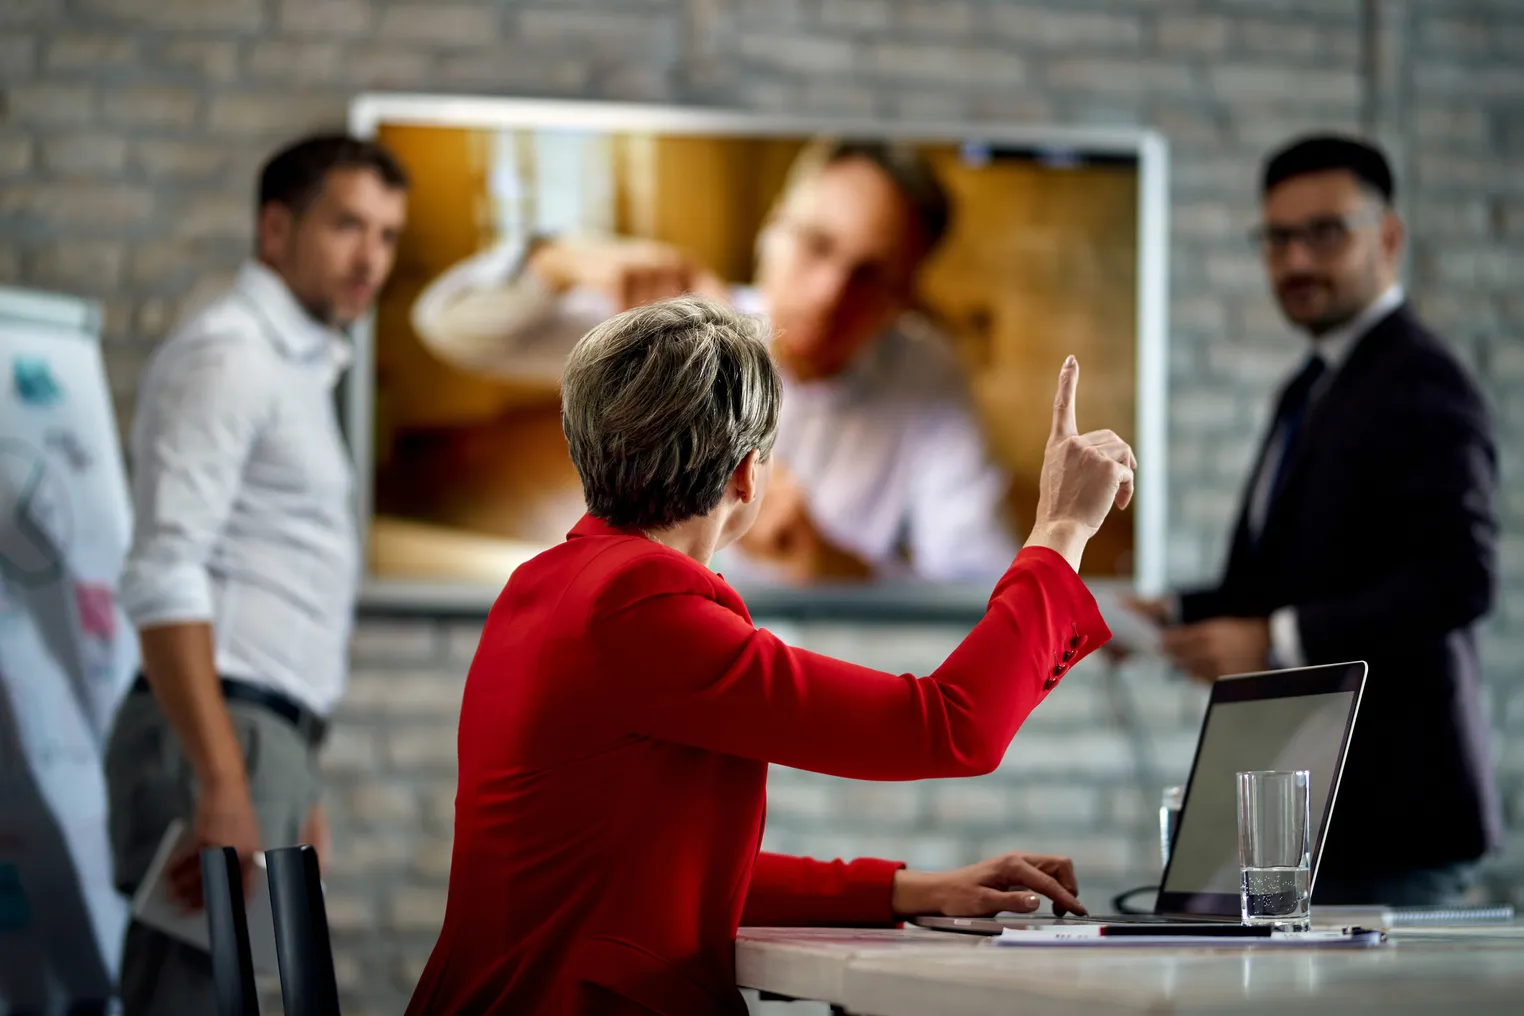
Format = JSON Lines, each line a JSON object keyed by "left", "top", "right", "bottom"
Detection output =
{"left": 1265, "top": 353, "right": 1328, "bottom": 514}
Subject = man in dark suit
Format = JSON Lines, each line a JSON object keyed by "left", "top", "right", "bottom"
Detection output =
{"left": 1136, "top": 134, "right": 1501, "bottom": 905}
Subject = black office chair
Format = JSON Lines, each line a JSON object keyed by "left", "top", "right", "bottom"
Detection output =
{"left": 265, "top": 844, "right": 341, "bottom": 1016}
{"left": 200, "top": 846, "right": 260, "bottom": 1016}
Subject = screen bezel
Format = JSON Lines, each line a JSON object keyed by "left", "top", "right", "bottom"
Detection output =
{"left": 345, "top": 93, "right": 1171, "bottom": 616}
{"left": 1157, "top": 661, "right": 1369, "bottom": 918}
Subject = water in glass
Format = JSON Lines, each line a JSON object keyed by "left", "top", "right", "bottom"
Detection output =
{"left": 1240, "top": 865, "right": 1310, "bottom": 929}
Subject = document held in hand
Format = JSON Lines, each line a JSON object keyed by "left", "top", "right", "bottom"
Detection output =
{"left": 1087, "top": 581, "right": 1163, "bottom": 656}
{"left": 129, "top": 820, "right": 281, "bottom": 973}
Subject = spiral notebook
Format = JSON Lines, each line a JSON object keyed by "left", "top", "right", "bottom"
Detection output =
{"left": 1318, "top": 904, "right": 1515, "bottom": 928}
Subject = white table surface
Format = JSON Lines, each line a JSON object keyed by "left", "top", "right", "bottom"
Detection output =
{"left": 735, "top": 924, "right": 1524, "bottom": 1015}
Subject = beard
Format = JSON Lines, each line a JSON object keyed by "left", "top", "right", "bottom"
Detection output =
{"left": 1275, "top": 274, "right": 1373, "bottom": 336}
{"left": 298, "top": 275, "right": 373, "bottom": 329}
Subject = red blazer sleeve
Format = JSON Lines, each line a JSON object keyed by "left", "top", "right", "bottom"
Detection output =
{"left": 590, "top": 545, "right": 1108, "bottom": 779}
{"left": 739, "top": 852, "right": 904, "bottom": 927}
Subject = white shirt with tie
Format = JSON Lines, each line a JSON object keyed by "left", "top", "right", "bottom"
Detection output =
{"left": 1260, "top": 284, "right": 1405, "bottom": 667}
{"left": 119, "top": 262, "right": 359, "bottom": 717}
{"left": 411, "top": 241, "right": 1020, "bottom": 582}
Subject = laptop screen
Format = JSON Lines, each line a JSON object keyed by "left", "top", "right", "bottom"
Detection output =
{"left": 1158, "top": 662, "right": 1366, "bottom": 916}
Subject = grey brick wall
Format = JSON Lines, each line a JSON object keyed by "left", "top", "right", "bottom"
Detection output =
{"left": 2, "top": 2, "right": 1522, "bottom": 1013}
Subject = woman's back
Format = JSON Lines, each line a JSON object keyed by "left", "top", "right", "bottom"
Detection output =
{"left": 409, "top": 520, "right": 771, "bottom": 1014}
{"left": 407, "top": 512, "right": 1107, "bottom": 1014}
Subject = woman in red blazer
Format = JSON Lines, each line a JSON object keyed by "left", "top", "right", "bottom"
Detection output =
{"left": 406, "top": 298, "right": 1134, "bottom": 1015}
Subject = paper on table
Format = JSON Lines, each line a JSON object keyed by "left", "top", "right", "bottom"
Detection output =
{"left": 996, "top": 926, "right": 1386, "bottom": 947}
{"left": 129, "top": 819, "right": 280, "bottom": 974}
{"left": 1087, "top": 582, "right": 1163, "bottom": 656}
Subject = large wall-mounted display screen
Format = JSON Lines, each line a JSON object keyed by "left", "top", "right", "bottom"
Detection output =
{"left": 348, "top": 95, "right": 1168, "bottom": 612}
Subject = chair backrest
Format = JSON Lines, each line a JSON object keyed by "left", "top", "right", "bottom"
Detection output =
{"left": 265, "top": 844, "right": 341, "bottom": 1016}
{"left": 200, "top": 846, "right": 260, "bottom": 1016}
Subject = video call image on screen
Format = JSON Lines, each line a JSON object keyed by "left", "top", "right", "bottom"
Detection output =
{"left": 1162, "top": 692, "right": 1357, "bottom": 898}
{"left": 366, "top": 118, "right": 1142, "bottom": 591}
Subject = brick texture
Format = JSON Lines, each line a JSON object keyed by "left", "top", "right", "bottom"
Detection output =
{"left": 99, "top": 85, "right": 202, "bottom": 129}
{"left": 377, "top": 4, "right": 500, "bottom": 46}
{"left": 75, "top": 0, "right": 266, "bottom": 32}
{"left": 38, "top": 134, "right": 127, "bottom": 176}
{"left": 131, "top": 139, "right": 230, "bottom": 180}
{"left": 3, "top": 2, "right": 1522, "bottom": 1014}
{"left": 153, "top": 38, "right": 243, "bottom": 83}
{"left": 0, "top": 138, "right": 36, "bottom": 178}
{"left": 7, "top": 83, "right": 96, "bottom": 125}
{"left": 277, "top": 0, "right": 374, "bottom": 38}
{"left": 44, "top": 34, "right": 136, "bottom": 70}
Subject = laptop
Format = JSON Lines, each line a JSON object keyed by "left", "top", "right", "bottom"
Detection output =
{"left": 916, "top": 661, "right": 1368, "bottom": 934}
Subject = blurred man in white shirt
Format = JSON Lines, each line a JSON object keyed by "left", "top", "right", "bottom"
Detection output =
{"left": 412, "top": 140, "right": 1018, "bottom": 584}
{"left": 106, "top": 135, "right": 408, "bottom": 1016}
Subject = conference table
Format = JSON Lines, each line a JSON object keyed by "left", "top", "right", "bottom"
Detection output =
{"left": 735, "top": 922, "right": 1524, "bottom": 1014}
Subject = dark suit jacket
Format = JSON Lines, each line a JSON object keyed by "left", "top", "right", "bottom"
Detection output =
{"left": 405, "top": 514, "right": 1108, "bottom": 1015}
{"left": 1180, "top": 303, "right": 1502, "bottom": 879}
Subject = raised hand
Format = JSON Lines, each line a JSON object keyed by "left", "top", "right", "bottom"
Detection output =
{"left": 1026, "top": 356, "right": 1137, "bottom": 570}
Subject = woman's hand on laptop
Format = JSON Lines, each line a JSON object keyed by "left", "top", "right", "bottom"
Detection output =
{"left": 891, "top": 851, "right": 1087, "bottom": 919}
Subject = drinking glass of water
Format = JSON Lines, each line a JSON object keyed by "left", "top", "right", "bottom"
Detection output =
{"left": 1236, "top": 770, "right": 1311, "bottom": 931}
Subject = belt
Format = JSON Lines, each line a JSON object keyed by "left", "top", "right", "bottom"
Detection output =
{"left": 131, "top": 674, "right": 329, "bottom": 748}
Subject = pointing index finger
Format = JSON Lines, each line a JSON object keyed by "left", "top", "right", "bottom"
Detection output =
{"left": 1050, "top": 356, "right": 1079, "bottom": 442}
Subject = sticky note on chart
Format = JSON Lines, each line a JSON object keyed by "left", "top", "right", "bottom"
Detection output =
{"left": 12, "top": 356, "right": 64, "bottom": 407}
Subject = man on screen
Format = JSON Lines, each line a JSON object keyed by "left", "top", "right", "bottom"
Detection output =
{"left": 411, "top": 139, "right": 1018, "bottom": 584}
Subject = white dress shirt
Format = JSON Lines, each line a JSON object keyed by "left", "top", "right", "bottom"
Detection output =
{"left": 1262, "top": 284, "right": 1405, "bottom": 667}
{"left": 412, "top": 241, "right": 1020, "bottom": 581}
{"left": 120, "top": 262, "right": 359, "bottom": 716}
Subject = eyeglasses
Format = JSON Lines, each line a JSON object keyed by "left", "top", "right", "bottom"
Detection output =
{"left": 1248, "top": 212, "right": 1381, "bottom": 258}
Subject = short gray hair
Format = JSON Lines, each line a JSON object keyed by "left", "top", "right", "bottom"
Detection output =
{"left": 561, "top": 297, "right": 782, "bottom": 531}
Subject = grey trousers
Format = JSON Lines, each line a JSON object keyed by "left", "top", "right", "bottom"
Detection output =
{"left": 103, "top": 691, "right": 321, "bottom": 1016}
